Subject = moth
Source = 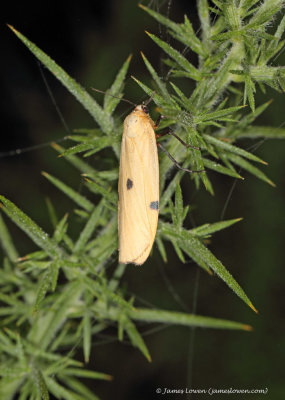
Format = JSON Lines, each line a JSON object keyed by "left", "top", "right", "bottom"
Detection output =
{"left": 118, "top": 104, "right": 159, "bottom": 265}
{"left": 118, "top": 103, "right": 203, "bottom": 265}
{"left": 92, "top": 88, "right": 202, "bottom": 265}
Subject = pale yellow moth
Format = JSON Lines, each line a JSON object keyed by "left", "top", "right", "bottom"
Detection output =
{"left": 92, "top": 89, "right": 201, "bottom": 265}
{"left": 118, "top": 105, "right": 159, "bottom": 265}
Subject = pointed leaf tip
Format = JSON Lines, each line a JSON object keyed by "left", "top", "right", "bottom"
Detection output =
{"left": 7, "top": 24, "right": 17, "bottom": 33}
{"left": 131, "top": 75, "right": 138, "bottom": 83}
{"left": 269, "top": 180, "right": 276, "bottom": 188}
{"left": 17, "top": 256, "right": 27, "bottom": 261}
{"left": 50, "top": 142, "right": 60, "bottom": 151}
{"left": 138, "top": 3, "right": 146, "bottom": 10}
{"left": 243, "top": 324, "right": 253, "bottom": 332}
{"left": 249, "top": 303, "right": 258, "bottom": 314}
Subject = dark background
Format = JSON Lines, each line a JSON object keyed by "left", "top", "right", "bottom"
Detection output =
{"left": 1, "top": 1, "right": 284, "bottom": 399}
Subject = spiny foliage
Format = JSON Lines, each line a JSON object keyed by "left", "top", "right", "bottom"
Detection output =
{"left": 1, "top": 1, "right": 285, "bottom": 398}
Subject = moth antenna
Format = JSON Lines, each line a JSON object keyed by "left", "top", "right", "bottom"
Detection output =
{"left": 91, "top": 88, "right": 136, "bottom": 107}
{"left": 143, "top": 91, "right": 155, "bottom": 106}
{"left": 156, "top": 127, "right": 201, "bottom": 150}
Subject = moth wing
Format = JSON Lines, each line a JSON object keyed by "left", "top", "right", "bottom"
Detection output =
{"left": 118, "top": 122, "right": 159, "bottom": 265}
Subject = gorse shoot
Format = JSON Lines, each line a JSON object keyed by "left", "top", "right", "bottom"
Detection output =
{"left": 1, "top": 1, "right": 284, "bottom": 398}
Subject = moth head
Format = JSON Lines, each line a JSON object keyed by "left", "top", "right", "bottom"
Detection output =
{"left": 135, "top": 104, "right": 149, "bottom": 114}
{"left": 141, "top": 104, "right": 149, "bottom": 114}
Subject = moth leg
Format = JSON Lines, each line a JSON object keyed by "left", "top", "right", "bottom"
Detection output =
{"left": 157, "top": 143, "right": 205, "bottom": 174}
{"left": 154, "top": 114, "right": 164, "bottom": 129}
{"left": 154, "top": 116, "right": 200, "bottom": 151}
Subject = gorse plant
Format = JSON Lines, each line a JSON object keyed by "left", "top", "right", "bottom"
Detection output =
{"left": 1, "top": 0, "right": 285, "bottom": 398}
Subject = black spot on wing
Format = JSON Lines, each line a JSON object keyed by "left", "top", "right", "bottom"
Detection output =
{"left": 150, "top": 201, "right": 159, "bottom": 210}
{"left": 126, "top": 178, "right": 133, "bottom": 190}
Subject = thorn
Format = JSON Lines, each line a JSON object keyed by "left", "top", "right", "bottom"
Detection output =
{"left": 249, "top": 302, "right": 258, "bottom": 314}
{"left": 268, "top": 179, "right": 276, "bottom": 188}
{"left": 50, "top": 142, "right": 60, "bottom": 151}
{"left": 243, "top": 324, "right": 253, "bottom": 332}
{"left": 7, "top": 24, "right": 17, "bottom": 33}
{"left": 17, "top": 255, "right": 27, "bottom": 261}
